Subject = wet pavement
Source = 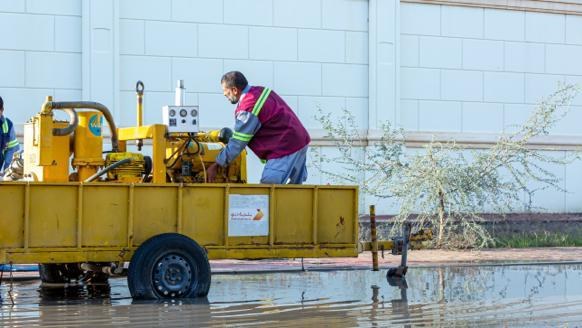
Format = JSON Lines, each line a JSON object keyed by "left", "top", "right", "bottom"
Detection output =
{"left": 1, "top": 263, "right": 582, "bottom": 327}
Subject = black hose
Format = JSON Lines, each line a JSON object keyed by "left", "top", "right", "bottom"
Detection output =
{"left": 52, "top": 108, "right": 79, "bottom": 136}
{"left": 84, "top": 158, "right": 132, "bottom": 182}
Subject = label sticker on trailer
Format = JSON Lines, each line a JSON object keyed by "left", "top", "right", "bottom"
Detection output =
{"left": 228, "top": 194, "right": 269, "bottom": 236}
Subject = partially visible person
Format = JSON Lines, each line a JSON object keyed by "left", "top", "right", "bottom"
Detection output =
{"left": 0, "top": 96, "right": 20, "bottom": 172}
{"left": 207, "top": 71, "right": 310, "bottom": 184}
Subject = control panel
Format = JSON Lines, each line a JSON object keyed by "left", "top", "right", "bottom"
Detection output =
{"left": 162, "top": 105, "right": 200, "bottom": 133}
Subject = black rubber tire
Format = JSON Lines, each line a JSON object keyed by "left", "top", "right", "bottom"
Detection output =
{"left": 39, "top": 264, "right": 68, "bottom": 283}
{"left": 39, "top": 263, "right": 110, "bottom": 284}
{"left": 127, "top": 233, "right": 211, "bottom": 299}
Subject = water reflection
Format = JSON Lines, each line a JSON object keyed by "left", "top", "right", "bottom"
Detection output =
{"left": 1, "top": 264, "right": 582, "bottom": 326}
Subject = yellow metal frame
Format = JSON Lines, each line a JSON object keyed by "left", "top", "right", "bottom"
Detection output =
{"left": 117, "top": 125, "right": 167, "bottom": 183}
{"left": 0, "top": 182, "right": 359, "bottom": 264}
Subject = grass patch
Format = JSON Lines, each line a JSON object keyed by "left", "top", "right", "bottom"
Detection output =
{"left": 495, "top": 231, "right": 582, "bottom": 248}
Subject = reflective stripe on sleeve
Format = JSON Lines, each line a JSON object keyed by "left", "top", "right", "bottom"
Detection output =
{"left": 232, "top": 131, "right": 253, "bottom": 142}
{"left": 7, "top": 139, "right": 18, "bottom": 148}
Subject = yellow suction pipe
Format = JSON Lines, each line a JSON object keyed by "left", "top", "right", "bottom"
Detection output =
{"left": 136, "top": 81, "right": 144, "bottom": 151}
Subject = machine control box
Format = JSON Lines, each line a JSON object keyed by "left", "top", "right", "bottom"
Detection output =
{"left": 162, "top": 105, "right": 199, "bottom": 133}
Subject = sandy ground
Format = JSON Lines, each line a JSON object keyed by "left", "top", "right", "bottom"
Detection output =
{"left": 210, "top": 247, "right": 582, "bottom": 272}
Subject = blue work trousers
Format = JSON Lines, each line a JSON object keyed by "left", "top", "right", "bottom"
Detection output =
{"left": 260, "top": 146, "right": 308, "bottom": 184}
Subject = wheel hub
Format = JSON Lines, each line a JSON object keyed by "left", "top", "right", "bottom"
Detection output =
{"left": 153, "top": 254, "right": 194, "bottom": 297}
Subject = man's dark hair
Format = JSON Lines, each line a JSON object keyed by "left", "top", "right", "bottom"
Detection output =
{"left": 0, "top": 96, "right": 3, "bottom": 110}
{"left": 221, "top": 71, "right": 248, "bottom": 90}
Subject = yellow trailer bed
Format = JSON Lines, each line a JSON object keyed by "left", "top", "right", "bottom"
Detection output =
{"left": 0, "top": 182, "right": 358, "bottom": 299}
{"left": 0, "top": 182, "right": 358, "bottom": 263}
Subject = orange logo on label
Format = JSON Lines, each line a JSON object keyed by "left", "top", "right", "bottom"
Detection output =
{"left": 253, "top": 209, "right": 264, "bottom": 221}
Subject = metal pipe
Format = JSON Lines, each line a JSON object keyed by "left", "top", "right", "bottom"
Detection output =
{"left": 41, "top": 99, "right": 119, "bottom": 152}
{"left": 136, "top": 81, "right": 144, "bottom": 127}
{"left": 175, "top": 80, "right": 185, "bottom": 106}
{"left": 84, "top": 158, "right": 132, "bottom": 182}
{"left": 400, "top": 223, "right": 410, "bottom": 268}
{"left": 370, "top": 205, "right": 379, "bottom": 271}
{"left": 136, "top": 81, "right": 144, "bottom": 151}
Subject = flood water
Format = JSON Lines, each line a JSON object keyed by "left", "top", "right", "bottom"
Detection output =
{"left": 1, "top": 263, "right": 582, "bottom": 327}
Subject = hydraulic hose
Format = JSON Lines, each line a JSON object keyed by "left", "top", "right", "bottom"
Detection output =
{"left": 51, "top": 107, "right": 79, "bottom": 136}
{"left": 41, "top": 99, "right": 119, "bottom": 152}
{"left": 84, "top": 158, "right": 132, "bottom": 182}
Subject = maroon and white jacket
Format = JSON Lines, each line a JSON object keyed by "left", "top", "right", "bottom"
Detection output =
{"left": 216, "top": 86, "right": 310, "bottom": 167}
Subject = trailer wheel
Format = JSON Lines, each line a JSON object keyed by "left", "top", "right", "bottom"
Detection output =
{"left": 39, "top": 264, "right": 68, "bottom": 283}
{"left": 39, "top": 263, "right": 109, "bottom": 284}
{"left": 128, "top": 233, "right": 211, "bottom": 299}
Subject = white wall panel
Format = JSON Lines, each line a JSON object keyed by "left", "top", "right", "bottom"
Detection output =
{"left": 0, "top": 51, "right": 25, "bottom": 87}
{"left": 504, "top": 42, "right": 545, "bottom": 73}
{"left": 250, "top": 27, "right": 297, "bottom": 61}
{"left": 484, "top": 72, "right": 525, "bottom": 103}
{"left": 525, "top": 12, "right": 565, "bottom": 43}
{"left": 55, "top": 16, "right": 82, "bottom": 52}
{"left": 172, "top": 0, "right": 223, "bottom": 23}
{"left": 484, "top": 9, "right": 524, "bottom": 41}
{"left": 400, "top": 99, "right": 418, "bottom": 130}
{"left": 546, "top": 44, "right": 582, "bottom": 75}
{"left": 224, "top": 0, "right": 272, "bottom": 26}
{"left": 120, "top": 19, "right": 145, "bottom": 55}
{"left": 400, "top": 35, "right": 418, "bottom": 67}
{"left": 0, "top": 13, "right": 54, "bottom": 51}
{"left": 26, "top": 0, "right": 81, "bottom": 15}
{"left": 441, "top": 70, "right": 483, "bottom": 101}
{"left": 145, "top": 21, "right": 197, "bottom": 57}
{"left": 119, "top": 0, "right": 170, "bottom": 20}
{"left": 419, "top": 36, "right": 462, "bottom": 69}
{"left": 346, "top": 32, "right": 368, "bottom": 64}
{"left": 441, "top": 6, "right": 483, "bottom": 38}
{"left": 524, "top": 74, "right": 565, "bottom": 104}
{"left": 120, "top": 55, "right": 172, "bottom": 92}
{"left": 462, "top": 102, "right": 503, "bottom": 133}
{"left": 401, "top": 67, "right": 440, "bottom": 99}
{"left": 172, "top": 58, "right": 223, "bottom": 93}
{"left": 273, "top": 0, "right": 321, "bottom": 28}
{"left": 297, "top": 96, "right": 346, "bottom": 130}
{"left": 199, "top": 24, "right": 248, "bottom": 59}
{"left": 298, "top": 29, "right": 345, "bottom": 63}
{"left": 274, "top": 62, "right": 322, "bottom": 96}
{"left": 0, "top": 1, "right": 25, "bottom": 12}
{"left": 26, "top": 52, "right": 81, "bottom": 89}
{"left": 322, "top": 64, "right": 367, "bottom": 97}
{"left": 321, "top": 0, "right": 368, "bottom": 31}
{"left": 462, "top": 39, "right": 503, "bottom": 71}
{"left": 566, "top": 15, "right": 582, "bottom": 45}
{"left": 401, "top": 3, "right": 440, "bottom": 36}
{"left": 418, "top": 100, "right": 462, "bottom": 131}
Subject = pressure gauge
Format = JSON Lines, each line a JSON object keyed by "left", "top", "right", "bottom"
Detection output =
{"left": 191, "top": 109, "right": 198, "bottom": 117}
{"left": 179, "top": 109, "right": 188, "bottom": 117}
{"left": 169, "top": 109, "right": 176, "bottom": 117}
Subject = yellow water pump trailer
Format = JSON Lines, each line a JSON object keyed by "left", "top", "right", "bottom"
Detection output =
{"left": 0, "top": 90, "right": 361, "bottom": 300}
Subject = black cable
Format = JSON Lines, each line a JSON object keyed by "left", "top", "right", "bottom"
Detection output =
{"left": 165, "top": 138, "right": 191, "bottom": 169}
{"left": 85, "top": 158, "right": 132, "bottom": 182}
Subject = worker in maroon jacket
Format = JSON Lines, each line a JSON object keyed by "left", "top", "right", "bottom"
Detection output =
{"left": 207, "top": 71, "right": 311, "bottom": 184}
